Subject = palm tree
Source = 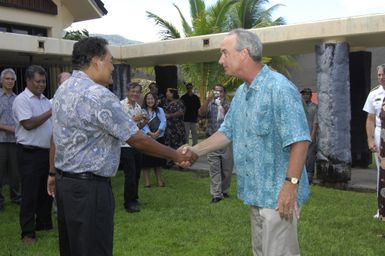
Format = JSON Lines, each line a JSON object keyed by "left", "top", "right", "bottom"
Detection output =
{"left": 147, "top": 0, "right": 238, "bottom": 98}
{"left": 146, "top": 0, "right": 291, "bottom": 97}
{"left": 63, "top": 29, "right": 89, "bottom": 41}
{"left": 229, "top": 0, "right": 296, "bottom": 77}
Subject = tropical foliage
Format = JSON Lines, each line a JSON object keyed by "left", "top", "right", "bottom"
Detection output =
{"left": 147, "top": 0, "right": 296, "bottom": 97}
{"left": 63, "top": 29, "right": 90, "bottom": 41}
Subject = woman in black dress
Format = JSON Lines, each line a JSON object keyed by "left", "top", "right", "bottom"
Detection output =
{"left": 141, "top": 92, "right": 167, "bottom": 187}
{"left": 164, "top": 88, "right": 186, "bottom": 168}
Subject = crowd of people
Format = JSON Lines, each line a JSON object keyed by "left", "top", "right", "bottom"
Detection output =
{"left": 0, "top": 28, "right": 360, "bottom": 256}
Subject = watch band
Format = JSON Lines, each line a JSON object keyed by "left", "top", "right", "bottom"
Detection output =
{"left": 285, "top": 177, "right": 299, "bottom": 185}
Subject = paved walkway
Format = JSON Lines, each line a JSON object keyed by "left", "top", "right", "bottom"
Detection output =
{"left": 187, "top": 156, "right": 377, "bottom": 192}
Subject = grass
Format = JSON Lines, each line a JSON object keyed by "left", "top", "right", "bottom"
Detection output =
{"left": 0, "top": 169, "right": 384, "bottom": 256}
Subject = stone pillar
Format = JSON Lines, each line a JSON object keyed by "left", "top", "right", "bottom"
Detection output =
{"left": 316, "top": 42, "right": 351, "bottom": 183}
{"left": 112, "top": 64, "right": 130, "bottom": 100}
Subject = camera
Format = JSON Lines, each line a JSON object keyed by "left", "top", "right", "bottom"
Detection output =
{"left": 213, "top": 90, "right": 220, "bottom": 99}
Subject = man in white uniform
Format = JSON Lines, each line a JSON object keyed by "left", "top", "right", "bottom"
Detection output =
{"left": 363, "top": 63, "right": 385, "bottom": 219}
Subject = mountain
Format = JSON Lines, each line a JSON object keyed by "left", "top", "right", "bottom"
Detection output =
{"left": 91, "top": 34, "right": 142, "bottom": 46}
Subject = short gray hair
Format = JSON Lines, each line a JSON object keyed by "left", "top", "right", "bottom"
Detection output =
{"left": 126, "top": 82, "right": 142, "bottom": 92}
{"left": 228, "top": 29, "right": 263, "bottom": 63}
{"left": 0, "top": 68, "right": 17, "bottom": 81}
{"left": 377, "top": 64, "right": 385, "bottom": 72}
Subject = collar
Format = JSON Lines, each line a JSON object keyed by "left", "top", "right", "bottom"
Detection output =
{"left": 0, "top": 88, "right": 16, "bottom": 97}
{"left": 25, "top": 87, "right": 47, "bottom": 100}
{"left": 248, "top": 65, "right": 269, "bottom": 92}
{"left": 123, "top": 98, "right": 140, "bottom": 108}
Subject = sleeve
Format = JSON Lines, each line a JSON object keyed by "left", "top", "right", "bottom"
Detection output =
{"left": 158, "top": 107, "right": 167, "bottom": 132}
{"left": 313, "top": 105, "right": 318, "bottom": 124}
{"left": 12, "top": 96, "right": 33, "bottom": 122}
{"left": 273, "top": 82, "right": 311, "bottom": 148}
{"left": 78, "top": 89, "right": 138, "bottom": 142}
{"left": 363, "top": 91, "right": 375, "bottom": 114}
{"left": 197, "top": 96, "right": 201, "bottom": 109}
{"left": 141, "top": 125, "right": 150, "bottom": 134}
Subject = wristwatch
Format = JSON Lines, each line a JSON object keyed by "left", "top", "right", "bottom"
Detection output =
{"left": 285, "top": 177, "right": 299, "bottom": 185}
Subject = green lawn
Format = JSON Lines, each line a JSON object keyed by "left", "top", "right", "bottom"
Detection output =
{"left": 0, "top": 169, "right": 384, "bottom": 256}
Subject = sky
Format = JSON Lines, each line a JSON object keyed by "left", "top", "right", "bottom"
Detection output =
{"left": 69, "top": 0, "right": 385, "bottom": 43}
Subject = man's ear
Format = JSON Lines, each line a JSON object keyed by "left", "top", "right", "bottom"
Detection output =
{"left": 90, "top": 56, "right": 101, "bottom": 70}
{"left": 240, "top": 48, "right": 249, "bottom": 61}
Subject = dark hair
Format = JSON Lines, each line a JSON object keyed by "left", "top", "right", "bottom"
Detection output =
{"left": 126, "top": 82, "right": 142, "bottom": 92}
{"left": 142, "top": 92, "right": 159, "bottom": 113}
{"left": 72, "top": 37, "right": 109, "bottom": 70}
{"left": 25, "top": 65, "right": 46, "bottom": 80}
{"left": 149, "top": 82, "right": 157, "bottom": 90}
{"left": 214, "top": 84, "right": 226, "bottom": 93}
{"left": 167, "top": 88, "right": 179, "bottom": 99}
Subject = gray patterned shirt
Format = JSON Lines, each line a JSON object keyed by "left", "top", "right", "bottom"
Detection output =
{"left": 0, "top": 88, "right": 16, "bottom": 143}
{"left": 52, "top": 71, "right": 138, "bottom": 177}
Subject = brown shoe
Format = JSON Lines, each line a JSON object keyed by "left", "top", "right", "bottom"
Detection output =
{"left": 22, "top": 236, "right": 36, "bottom": 245}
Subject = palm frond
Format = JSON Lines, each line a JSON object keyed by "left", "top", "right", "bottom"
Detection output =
{"left": 207, "top": 0, "right": 238, "bottom": 33}
{"left": 146, "top": 11, "right": 181, "bottom": 40}
{"left": 189, "top": 0, "right": 206, "bottom": 20}
{"left": 173, "top": 4, "right": 193, "bottom": 36}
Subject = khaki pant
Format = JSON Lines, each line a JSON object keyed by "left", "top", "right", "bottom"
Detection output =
{"left": 207, "top": 145, "right": 233, "bottom": 198}
{"left": 184, "top": 122, "right": 198, "bottom": 145}
{"left": 250, "top": 206, "right": 300, "bottom": 256}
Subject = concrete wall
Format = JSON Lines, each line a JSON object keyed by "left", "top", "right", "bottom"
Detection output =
{"left": 290, "top": 47, "right": 385, "bottom": 91}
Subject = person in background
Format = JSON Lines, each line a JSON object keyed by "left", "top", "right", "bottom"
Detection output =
{"left": 141, "top": 92, "right": 167, "bottom": 187}
{"left": 13, "top": 65, "right": 53, "bottom": 245}
{"left": 363, "top": 63, "right": 385, "bottom": 219}
{"left": 120, "top": 82, "right": 147, "bottom": 213}
{"left": 149, "top": 82, "right": 166, "bottom": 107}
{"left": 47, "top": 37, "right": 197, "bottom": 256}
{"left": 181, "top": 83, "right": 200, "bottom": 145}
{"left": 57, "top": 72, "right": 71, "bottom": 86}
{"left": 0, "top": 68, "right": 21, "bottom": 211}
{"left": 164, "top": 88, "right": 186, "bottom": 157}
{"left": 199, "top": 84, "right": 233, "bottom": 203}
{"left": 300, "top": 87, "right": 318, "bottom": 184}
{"left": 184, "top": 29, "right": 310, "bottom": 256}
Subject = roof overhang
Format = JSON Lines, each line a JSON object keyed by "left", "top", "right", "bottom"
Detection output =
{"left": 62, "top": 0, "right": 107, "bottom": 22}
{"left": 0, "top": 13, "right": 385, "bottom": 67}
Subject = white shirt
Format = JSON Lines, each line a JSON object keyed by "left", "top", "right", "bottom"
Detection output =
{"left": 363, "top": 85, "right": 385, "bottom": 128}
{"left": 120, "top": 98, "right": 141, "bottom": 148}
{"left": 12, "top": 88, "right": 52, "bottom": 148}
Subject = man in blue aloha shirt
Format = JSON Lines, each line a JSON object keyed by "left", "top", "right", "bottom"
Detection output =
{"left": 189, "top": 29, "right": 310, "bottom": 256}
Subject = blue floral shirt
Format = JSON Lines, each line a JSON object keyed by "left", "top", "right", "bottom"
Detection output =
{"left": 52, "top": 71, "right": 138, "bottom": 177}
{"left": 218, "top": 65, "right": 311, "bottom": 208}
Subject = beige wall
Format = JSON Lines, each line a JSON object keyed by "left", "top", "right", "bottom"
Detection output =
{"left": 0, "top": 0, "right": 85, "bottom": 38}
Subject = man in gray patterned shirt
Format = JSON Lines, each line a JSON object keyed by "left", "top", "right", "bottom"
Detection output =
{"left": 48, "top": 37, "right": 197, "bottom": 256}
{"left": 0, "top": 68, "right": 20, "bottom": 210}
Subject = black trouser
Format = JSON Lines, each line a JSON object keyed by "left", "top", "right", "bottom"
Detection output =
{"left": 56, "top": 171, "right": 114, "bottom": 256}
{"left": 120, "top": 147, "right": 142, "bottom": 208}
{"left": 0, "top": 143, "right": 20, "bottom": 205}
{"left": 17, "top": 145, "right": 52, "bottom": 238}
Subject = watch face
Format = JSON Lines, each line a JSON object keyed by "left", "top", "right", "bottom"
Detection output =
{"left": 291, "top": 178, "right": 299, "bottom": 184}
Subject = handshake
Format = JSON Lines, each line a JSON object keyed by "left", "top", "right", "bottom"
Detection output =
{"left": 174, "top": 145, "right": 199, "bottom": 168}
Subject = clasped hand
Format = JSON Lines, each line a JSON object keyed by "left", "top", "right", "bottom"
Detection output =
{"left": 175, "top": 145, "right": 198, "bottom": 168}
